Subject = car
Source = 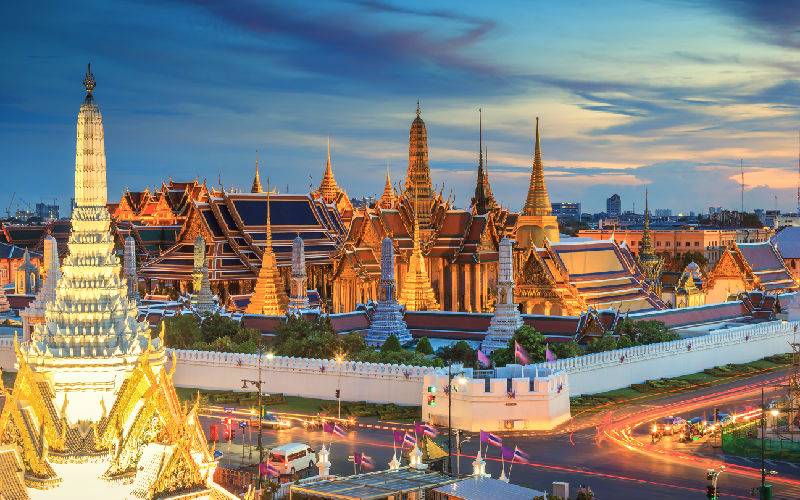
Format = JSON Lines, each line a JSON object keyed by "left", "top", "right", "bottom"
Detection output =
{"left": 652, "top": 416, "right": 686, "bottom": 436}
{"left": 254, "top": 412, "right": 291, "bottom": 430}
{"left": 268, "top": 443, "right": 316, "bottom": 476}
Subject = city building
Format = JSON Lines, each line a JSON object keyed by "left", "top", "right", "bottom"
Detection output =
{"left": 551, "top": 201, "right": 581, "bottom": 221}
{"left": 606, "top": 193, "right": 622, "bottom": 217}
{"left": 654, "top": 208, "right": 672, "bottom": 218}
{"left": 578, "top": 228, "right": 739, "bottom": 265}
{"left": 34, "top": 202, "right": 59, "bottom": 220}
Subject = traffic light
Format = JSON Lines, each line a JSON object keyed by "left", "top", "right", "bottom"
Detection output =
{"left": 426, "top": 394, "right": 436, "bottom": 406}
{"left": 706, "top": 485, "right": 717, "bottom": 499}
{"left": 714, "top": 408, "right": 720, "bottom": 423}
{"left": 230, "top": 428, "right": 236, "bottom": 440}
{"left": 335, "top": 389, "right": 341, "bottom": 399}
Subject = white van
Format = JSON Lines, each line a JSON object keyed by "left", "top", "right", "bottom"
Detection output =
{"left": 268, "top": 443, "right": 315, "bottom": 475}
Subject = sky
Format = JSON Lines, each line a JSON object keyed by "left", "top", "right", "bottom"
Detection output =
{"left": 1, "top": 0, "right": 799, "bottom": 215}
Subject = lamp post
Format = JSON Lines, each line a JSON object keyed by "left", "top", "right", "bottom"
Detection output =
{"left": 241, "top": 345, "right": 273, "bottom": 489}
{"left": 447, "top": 362, "right": 468, "bottom": 476}
{"left": 335, "top": 353, "right": 344, "bottom": 420}
{"left": 758, "top": 387, "right": 777, "bottom": 500}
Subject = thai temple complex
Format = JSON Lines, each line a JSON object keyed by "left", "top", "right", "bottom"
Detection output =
{"left": 1, "top": 67, "right": 798, "bottom": 351}
{"left": 0, "top": 66, "right": 233, "bottom": 498}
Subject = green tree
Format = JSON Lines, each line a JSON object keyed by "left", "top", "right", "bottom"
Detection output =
{"left": 274, "top": 315, "right": 341, "bottom": 359}
{"left": 436, "top": 340, "right": 475, "bottom": 366}
{"left": 617, "top": 319, "right": 678, "bottom": 345}
{"left": 489, "top": 326, "right": 547, "bottom": 366}
{"left": 415, "top": 337, "right": 434, "bottom": 355}
{"left": 586, "top": 333, "right": 618, "bottom": 353}
{"left": 200, "top": 314, "right": 241, "bottom": 343}
{"left": 340, "top": 331, "right": 367, "bottom": 357}
{"left": 163, "top": 315, "right": 201, "bottom": 349}
{"left": 551, "top": 341, "right": 582, "bottom": 359}
{"left": 380, "top": 334, "right": 403, "bottom": 353}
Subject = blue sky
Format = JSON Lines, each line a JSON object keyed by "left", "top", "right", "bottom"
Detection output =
{"left": 1, "top": 0, "right": 798, "bottom": 215}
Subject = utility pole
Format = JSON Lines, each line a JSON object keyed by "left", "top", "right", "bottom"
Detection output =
{"left": 241, "top": 340, "right": 272, "bottom": 489}
{"left": 759, "top": 386, "right": 774, "bottom": 500}
{"left": 448, "top": 361, "right": 453, "bottom": 475}
{"left": 741, "top": 159, "right": 745, "bottom": 215}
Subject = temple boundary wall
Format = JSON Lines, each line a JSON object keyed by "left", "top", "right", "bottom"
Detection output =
{"left": 0, "top": 320, "right": 794, "bottom": 403}
{"left": 527, "top": 320, "right": 797, "bottom": 396}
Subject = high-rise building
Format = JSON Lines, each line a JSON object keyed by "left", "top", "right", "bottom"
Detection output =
{"left": 654, "top": 208, "right": 672, "bottom": 218}
{"left": 35, "top": 202, "right": 59, "bottom": 220}
{"left": 606, "top": 194, "right": 622, "bottom": 217}
{"left": 551, "top": 202, "right": 581, "bottom": 221}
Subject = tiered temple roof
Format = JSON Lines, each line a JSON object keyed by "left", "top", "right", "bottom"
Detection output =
{"left": 140, "top": 191, "right": 346, "bottom": 285}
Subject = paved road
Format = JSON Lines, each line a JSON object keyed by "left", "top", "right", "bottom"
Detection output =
{"left": 201, "top": 369, "right": 800, "bottom": 498}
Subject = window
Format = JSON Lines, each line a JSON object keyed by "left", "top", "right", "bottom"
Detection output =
{"left": 506, "top": 378, "right": 513, "bottom": 393}
{"left": 657, "top": 241, "right": 661, "bottom": 247}
{"left": 793, "top": 260, "right": 797, "bottom": 269}
{"left": 694, "top": 241, "right": 699, "bottom": 247}
{"left": 666, "top": 242, "right": 671, "bottom": 247}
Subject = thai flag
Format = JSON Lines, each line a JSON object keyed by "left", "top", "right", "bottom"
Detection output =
{"left": 477, "top": 349, "right": 491, "bottom": 368}
{"left": 393, "top": 430, "right": 405, "bottom": 446}
{"left": 323, "top": 422, "right": 347, "bottom": 438}
{"left": 514, "top": 341, "right": 530, "bottom": 365}
{"left": 421, "top": 423, "right": 438, "bottom": 438}
{"left": 545, "top": 345, "right": 557, "bottom": 362}
{"left": 501, "top": 445, "right": 515, "bottom": 461}
{"left": 414, "top": 422, "right": 439, "bottom": 438}
{"left": 333, "top": 423, "right": 346, "bottom": 437}
{"left": 513, "top": 446, "right": 530, "bottom": 463}
{"left": 259, "top": 461, "right": 280, "bottom": 477}
{"left": 479, "top": 430, "right": 502, "bottom": 447}
{"left": 403, "top": 432, "right": 417, "bottom": 447}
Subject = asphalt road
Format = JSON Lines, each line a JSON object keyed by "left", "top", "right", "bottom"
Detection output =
{"left": 201, "top": 368, "right": 800, "bottom": 499}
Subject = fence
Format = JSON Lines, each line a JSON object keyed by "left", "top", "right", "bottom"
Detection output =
{"left": 722, "top": 421, "right": 800, "bottom": 462}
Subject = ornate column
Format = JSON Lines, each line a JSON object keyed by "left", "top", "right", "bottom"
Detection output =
{"left": 450, "top": 264, "right": 459, "bottom": 311}
{"left": 464, "top": 264, "right": 473, "bottom": 312}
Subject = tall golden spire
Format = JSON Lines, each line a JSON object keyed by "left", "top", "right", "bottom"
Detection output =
{"left": 246, "top": 179, "right": 288, "bottom": 315}
{"left": 378, "top": 166, "right": 397, "bottom": 209}
{"left": 398, "top": 196, "right": 439, "bottom": 311}
{"left": 405, "top": 102, "right": 434, "bottom": 228}
{"left": 251, "top": 149, "right": 263, "bottom": 193}
{"left": 522, "top": 117, "right": 552, "bottom": 216}
{"left": 317, "top": 137, "right": 341, "bottom": 203}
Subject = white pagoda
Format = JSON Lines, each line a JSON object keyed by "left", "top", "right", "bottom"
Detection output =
{"left": 481, "top": 237, "right": 524, "bottom": 354}
{"left": 0, "top": 65, "right": 230, "bottom": 498}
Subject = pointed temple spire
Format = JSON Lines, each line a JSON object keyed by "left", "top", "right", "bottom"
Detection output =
{"left": 398, "top": 201, "right": 440, "bottom": 311}
{"left": 287, "top": 234, "right": 310, "bottom": 314}
{"left": 515, "top": 117, "right": 560, "bottom": 248}
{"left": 21, "top": 235, "right": 60, "bottom": 338}
{"left": 246, "top": 181, "right": 288, "bottom": 315}
{"left": 405, "top": 102, "right": 434, "bottom": 228}
{"left": 522, "top": 117, "right": 552, "bottom": 216}
{"left": 22, "top": 65, "right": 156, "bottom": 424}
{"left": 251, "top": 149, "right": 263, "bottom": 193}
{"left": 316, "top": 137, "right": 342, "bottom": 203}
{"left": 378, "top": 166, "right": 397, "bottom": 209}
{"left": 471, "top": 108, "right": 497, "bottom": 215}
{"left": 124, "top": 235, "right": 140, "bottom": 303}
{"left": 481, "top": 237, "right": 524, "bottom": 354}
{"left": 637, "top": 188, "right": 663, "bottom": 289}
{"left": 366, "top": 236, "right": 411, "bottom": 346}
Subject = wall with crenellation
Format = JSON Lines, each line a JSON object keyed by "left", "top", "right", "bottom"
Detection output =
{"left": 527, "top": 320, "right": 797, "bottom": 396}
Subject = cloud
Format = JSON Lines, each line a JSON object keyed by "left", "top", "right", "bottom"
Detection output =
{"left": 702, "top": 0, "right": 800, "bottom": 49}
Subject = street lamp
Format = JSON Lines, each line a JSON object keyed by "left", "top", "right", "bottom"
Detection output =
{"left": 241, "top": 346, "right": 272, "bottom": 489}
{"left": 335, "top": 353, "right": 344, "bottom": 420}
{"left": 447, "top": 362, "right": 467, "bottom": 476}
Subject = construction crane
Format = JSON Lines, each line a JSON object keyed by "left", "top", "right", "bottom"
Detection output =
{"left": 5, "top": 192, "right": 15, "bottom": 218}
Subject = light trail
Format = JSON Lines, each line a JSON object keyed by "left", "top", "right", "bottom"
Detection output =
{"left": 599, "top": 373, "right": 800, "bottom": 493}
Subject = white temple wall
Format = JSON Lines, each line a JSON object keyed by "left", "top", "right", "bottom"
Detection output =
{"left": 0, "top": 320, "right": 794, "bottom": 404}
{"left": 169, "top": 350, "right": 432, "bottom": 406}
{"left": 528, "top": 320, "right": 797, "bottom": 396}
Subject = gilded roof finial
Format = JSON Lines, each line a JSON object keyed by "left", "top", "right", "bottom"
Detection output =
{"left": 416, "top": 100, "right": 421, "bottom": 117}
{"left": 84, "top": 63, "right": 96, "bottom": 93}
{"left": 251, "top": 149, "right": 263, "bottom": 193}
